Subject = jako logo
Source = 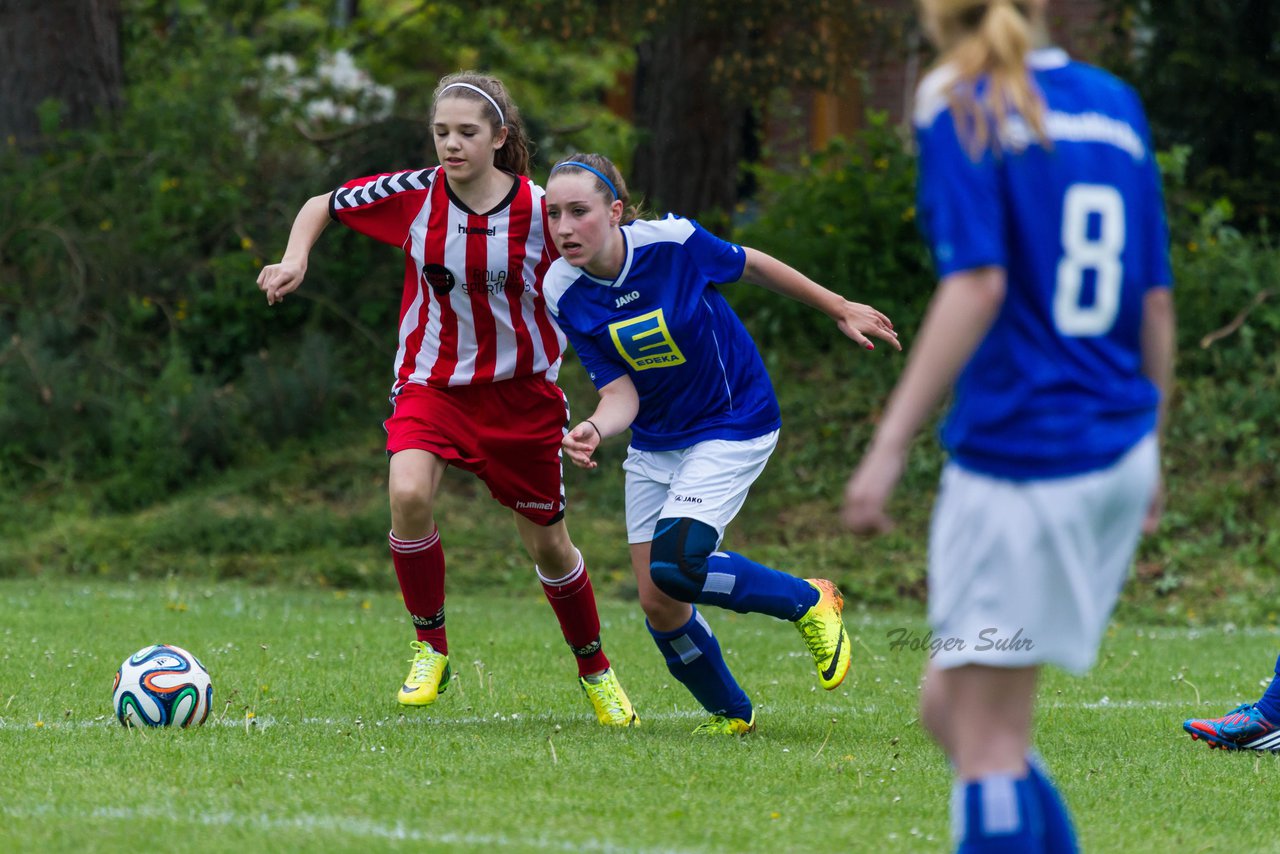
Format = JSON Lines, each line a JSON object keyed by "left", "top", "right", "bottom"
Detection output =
{"left": 614, "top": 290, "right": 641, "bottom": 308}
{"left": 457, "top": 224, "right": 497, "bottom": 236}
{"left": 673, "top": 495, "right": 703, "bottom": 504}
{"left": 516, "top": 499, "right": 555, "bottom": 511}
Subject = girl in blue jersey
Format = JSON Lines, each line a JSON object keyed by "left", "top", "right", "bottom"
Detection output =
{"left": 543, "top": 153, "right": 900, "bottom": 735}
{"left": 844, "top": 1, "right": 1174, "bottom": 851}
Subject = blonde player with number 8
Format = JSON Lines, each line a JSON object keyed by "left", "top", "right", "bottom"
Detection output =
{"left": 843, "top": 1, "right": 1174, "bottom": 851}
{"left": 257, "top": 72, "right": 638, "bottom": 726}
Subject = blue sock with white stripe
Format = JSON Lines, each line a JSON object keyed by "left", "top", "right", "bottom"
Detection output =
{"left": 952, "top": 774, "right": 1044, "bottom": 853}
{"left": 647, "top": 607, "right": 752, "bottom": 720}
{"left": 700, "top": 551, "right": 819, "bottom": 621}
{"left": 1254, "top": 652, "right": 1280, "bottom": 724}
{"left": 1025, "top": 755, "right": 1079, "bottom": 854}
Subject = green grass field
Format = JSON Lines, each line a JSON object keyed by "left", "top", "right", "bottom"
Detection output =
{"left": 2, "top": 578, "right": 1278, "bottom": 853}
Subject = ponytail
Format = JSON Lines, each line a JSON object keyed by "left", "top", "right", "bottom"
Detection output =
{"left": 925, "top": 0, "right": 1047, "bottom": 156}
{"left": 431, "top": 71, "right": 533, "bottom": 176}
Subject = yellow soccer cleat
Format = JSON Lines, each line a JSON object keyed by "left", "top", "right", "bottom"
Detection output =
{"left": 692, "top": 711, "right": 756, "bottom": 736}
{"left": 579, "top": 668, "right": 639, "bottom": 727}
{"left": 398, "top": 640, "right": 451, "bottom": 706}
{"left": 795, "top": 578, "right": 852, "bottom": 690}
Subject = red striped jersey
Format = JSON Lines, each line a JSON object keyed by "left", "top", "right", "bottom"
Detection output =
{"left": 329, "top": 167, "right": 564, "bottom": 391}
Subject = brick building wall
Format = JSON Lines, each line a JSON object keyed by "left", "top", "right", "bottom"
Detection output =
{"left": 802, "top": 0, "right": 1109, "bottom": 149}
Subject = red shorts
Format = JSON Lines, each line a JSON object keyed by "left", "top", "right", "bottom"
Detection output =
{"left": 384, "top": 376, "right": 568, "bottom": 525}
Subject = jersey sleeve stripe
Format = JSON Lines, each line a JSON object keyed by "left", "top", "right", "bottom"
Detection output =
{"left": 333, "top": 169, "right": 433, "bottom": 212}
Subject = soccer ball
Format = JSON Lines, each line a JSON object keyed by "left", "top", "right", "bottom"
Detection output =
{"left": 112, "top": 644, "right": 213, "bottom": 728}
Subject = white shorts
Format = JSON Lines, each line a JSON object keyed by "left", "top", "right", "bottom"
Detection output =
{"left": 927, "top": 434, "right": 1159, "bottom": 674}
{"left": 622, "top": 431, "right": 780, "bottom": 544}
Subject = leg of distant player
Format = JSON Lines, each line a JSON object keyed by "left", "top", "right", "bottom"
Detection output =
{"left": 1183, "top": 650, "right": 1280, "bottom": 751}
{"left": 1260, "top": 654, "right": 1280, "bottom": 723}
{"left": 634, "top": 541, "right": 754, "bottom": 734}
{"left": 928, "top": 664, "right": 1078, "bottom": 854}
{"left": 516, "top": 514, "right": 637, "bottom": 726}
{"left": 388, "top": 449, "right": 452, "bottom": 705}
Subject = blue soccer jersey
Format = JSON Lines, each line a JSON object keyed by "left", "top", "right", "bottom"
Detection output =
{"left": 544, "top": 216, "right": 781, "bottom": 451}
{"left": 914, "top": 47, "right": 1173, "bottom": 479}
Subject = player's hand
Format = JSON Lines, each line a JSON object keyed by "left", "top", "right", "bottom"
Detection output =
{"left": 562, "top": 422, "right": 600, "bottom": 470}
{"left": 842, "top": 446, "right": 905, "bottom": 535}
{"left": 257, "top": 261, "right": 306, "bottom": 305}
{"left": 835, "top": 301, "right": 901, "bottom": 351}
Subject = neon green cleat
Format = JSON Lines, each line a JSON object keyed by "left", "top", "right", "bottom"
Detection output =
{"left": 795, "top": 578, "right": 852, "bottom": 690}
{"left": 692, "top": 711, "right": 756, "bottom": 736}
{"left": 579, "top": 668, "right": 639, "bottom": 727}
{"left": 398, "top": 640, "right": 451, "bottom": 706}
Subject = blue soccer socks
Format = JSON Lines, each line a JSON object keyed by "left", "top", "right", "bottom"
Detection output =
{"left": 951, "top": 762, "right": 1079, "bottom": 854}
{"left": 647, "top": 607, "right": 752, "bottom": 721}
{"left": 701, "top": 551, "right": 820, "bottom": 620}
{"left": 953, "top": 774, "right": 1044, "bottom": 854}
{"left": 1025, "top": 755, "right": 1080, "bottom": 854}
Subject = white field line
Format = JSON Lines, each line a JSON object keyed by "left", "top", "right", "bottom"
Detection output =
{"left": 0, "top": 699, "right": 1243, "bottom": 731}
{"left": 0, "top": 803, "right": 690, "bottom": 853}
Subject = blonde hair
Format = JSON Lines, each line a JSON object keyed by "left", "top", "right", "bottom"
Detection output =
{"left": 431, "top": 72, "right": 533, "bottom": 176}
{"left": 921, "top": 0, "right": 1047, "bottom": 155}
{"left": 550, "top": 153, "right": 645, "bottom": 224}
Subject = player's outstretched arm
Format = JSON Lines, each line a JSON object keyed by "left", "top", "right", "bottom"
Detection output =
{"left": 1140, "top": 285, "right": 1175, "bottom": 533}
{"left": 739, "top": 247, "right": 900, "bottom": 351}
{"left": 256, "top": 193, "right": 333, "bottom": 306}
{"left": 842, "top": 267, "right": 1005, "bottom": 534}
{"left": 563, "top": 375, "right": 639, "bottom": 470}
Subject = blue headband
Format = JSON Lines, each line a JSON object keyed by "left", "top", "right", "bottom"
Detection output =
{"left": 552, "top": 161, "right": 619, "bottom": 200}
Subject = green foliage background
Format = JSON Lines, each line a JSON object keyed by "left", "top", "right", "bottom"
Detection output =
{"left": 0, "top": 0, "right": 1275, "bottom": 627}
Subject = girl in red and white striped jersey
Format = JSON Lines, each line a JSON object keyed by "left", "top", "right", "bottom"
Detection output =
{"left": 256, "top": 71, "right": 637, "bottom": 725}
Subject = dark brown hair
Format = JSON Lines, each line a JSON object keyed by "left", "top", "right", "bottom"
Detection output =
{"left": 431, "top": 71, "right": 532, "bottom": 176}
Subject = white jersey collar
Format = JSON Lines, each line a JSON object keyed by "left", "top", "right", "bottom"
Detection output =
{"left": 1028, "top": 47, "right": 1070, "bottom": 70}
{"left": 583, "top": 227, "right": 634, "bottom": 288}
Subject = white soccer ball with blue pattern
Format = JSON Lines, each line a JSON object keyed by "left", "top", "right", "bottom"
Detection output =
{"left": 112, "top": 644, "right": 213, "bottom": 728}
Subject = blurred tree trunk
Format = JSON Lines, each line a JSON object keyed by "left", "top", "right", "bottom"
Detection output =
{"left": 631, "top": 4, "right": 749, "bottom": 232}
{"left": 0, "top": 0, "right": 123, "bottom": 146}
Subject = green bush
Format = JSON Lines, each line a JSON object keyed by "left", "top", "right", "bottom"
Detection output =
{"left": 0, "top": 1, "right": 634, "bottom": 508}
{"left": 730, "top": 113, "right": 932, "bottom": 349}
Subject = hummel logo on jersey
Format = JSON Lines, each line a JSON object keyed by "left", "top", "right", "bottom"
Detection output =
{"left": 614, "top": 290, "right": 641, "bottom": 308}
{"left": 516, "top": 499, "right": 555, "bottom": 511}
{"left": 458, "top": 224, "right": 497, "bottom": 236}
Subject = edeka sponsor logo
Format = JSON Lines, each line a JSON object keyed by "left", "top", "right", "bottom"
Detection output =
{"left": 608, "top": 309, "right": 686, "bottom": 372}
{"left": 885, "top": 627, "right": 1035, "bottom": 659}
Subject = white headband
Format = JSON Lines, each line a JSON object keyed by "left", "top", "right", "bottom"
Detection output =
{"left": 438, "top": 82, "right": 506, "bottom": 127}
